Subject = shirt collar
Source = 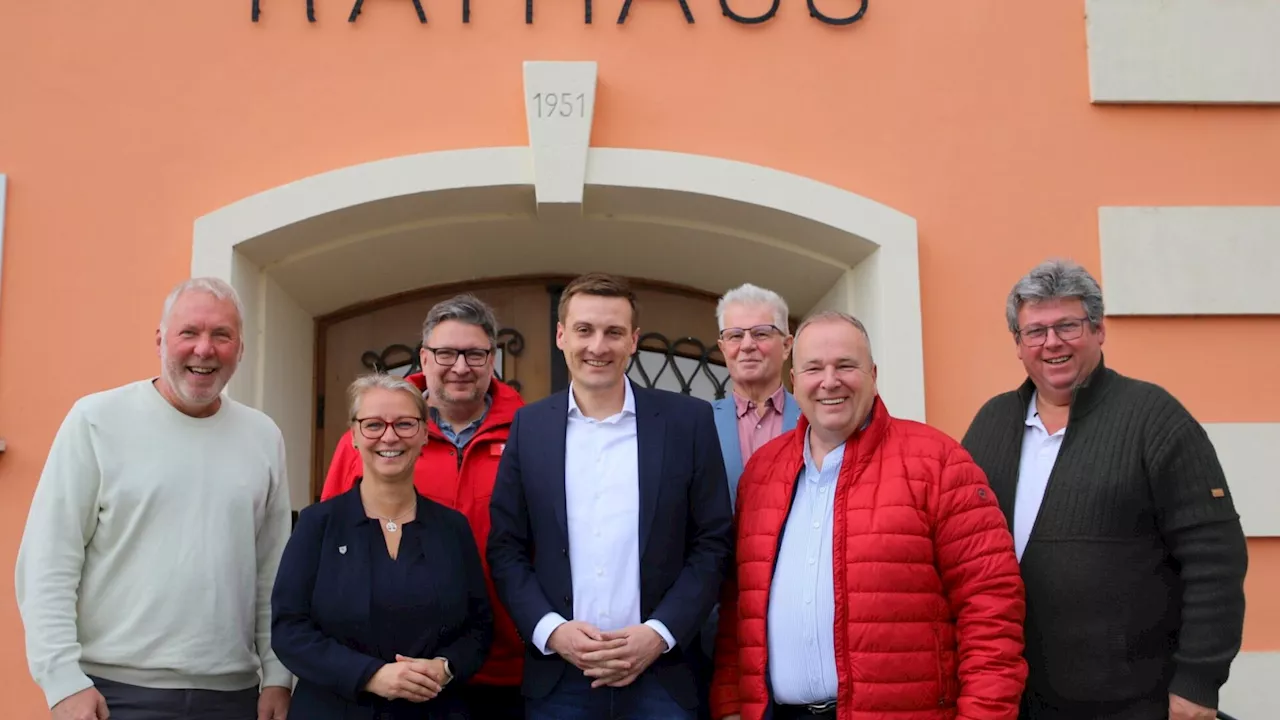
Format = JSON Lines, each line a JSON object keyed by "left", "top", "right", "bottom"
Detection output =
{"left": 567, "top": 377, "right": 636, "bottom": 422}
{"left": 1025, "top": 392, "right": 1053, "bottom": 434}
{"left": 732, "top": 384, "right": 786, "bottom": 419}
{"left": 429, "top": 392, "right": 492, "bottom": 432}
{"left": 802, "top": 427, "right": 846, "bottom": 482}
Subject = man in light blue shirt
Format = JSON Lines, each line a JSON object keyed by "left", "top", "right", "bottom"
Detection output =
{"left": 711, "top": 311, "right": 1026, "bottom": 720}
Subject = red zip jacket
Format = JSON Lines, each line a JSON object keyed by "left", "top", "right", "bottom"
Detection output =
{"left": 321, "top": 374, "right": 525, "bottom": 688}
{"left": 711, "top": 396, "right": 1027, "bottom": 720}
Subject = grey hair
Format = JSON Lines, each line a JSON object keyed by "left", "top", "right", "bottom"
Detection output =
{"left": 159, "top": 277, "right": 245, "bottom": 334}
{"left": 793, "top": 310, "right": 874, "bottom": 363}
{"left": 1005, "top": 259, "right": 1105, "bottom": 335}
{"left": 421, "top": 293, "right": 498, "bottom": 347}
{"left": 347, "top": 373, "right": 429, "bottom": 422}
{"left": 716, "top": 283, "right": 790, "bottom": 332}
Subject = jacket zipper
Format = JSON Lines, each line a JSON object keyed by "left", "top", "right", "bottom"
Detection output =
{"left": 932, "top": 624, "right": 947, "bottom": 707}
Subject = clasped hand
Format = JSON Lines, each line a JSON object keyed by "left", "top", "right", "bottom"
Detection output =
{"left": 546, "top": 621, "right": 667, "bottom": 689}
{"left": 363, "top": 654, "right": 451, "bottom": 703}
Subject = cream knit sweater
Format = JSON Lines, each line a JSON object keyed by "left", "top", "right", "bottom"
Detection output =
{"left": 16, "top": 380, "right": 294, "bottom": 708}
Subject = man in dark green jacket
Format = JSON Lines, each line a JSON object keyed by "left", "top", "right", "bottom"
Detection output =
{"left": 961, "top": 258, "right": 1248, "bottom": 720}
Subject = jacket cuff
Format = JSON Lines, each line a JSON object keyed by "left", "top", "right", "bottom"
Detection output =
{"left": 42, "top": 665, "right": 95, "bottom": 709}
{"left": 353, "top": 659, "right": 386, "bottom": 701}
{"left": 1169, "top": 664, "right": 1223, "bottom": 710}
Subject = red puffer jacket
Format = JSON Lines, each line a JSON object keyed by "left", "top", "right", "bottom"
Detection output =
{"left": 321, "top": 374, "right": 525, "bottom": 688}
{"left": 711, "top": 396, "right": 1026, "bottom": 720}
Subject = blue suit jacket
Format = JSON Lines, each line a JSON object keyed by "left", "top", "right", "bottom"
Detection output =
{"left": 712, "top": 390, "right": 801, "bottom": 509}
{"left": 485, "top": 382, "right": 734, "bottom": 709}
{"left": 271, "top": 485, "right": 493, "bottom": 720}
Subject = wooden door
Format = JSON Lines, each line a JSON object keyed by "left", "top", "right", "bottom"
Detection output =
{"left": 312, "top": 277, "right": 745, "bottom": 500}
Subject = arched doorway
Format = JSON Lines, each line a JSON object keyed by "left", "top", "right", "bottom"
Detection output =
{"left": 192, "top": 147, "right": 924, "bottom": 509}
{"left": 315, "top": 275, "right": 755, "bottom": 500}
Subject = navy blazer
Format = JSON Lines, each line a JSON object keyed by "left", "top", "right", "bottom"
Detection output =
{"left": 486, "top": 381, "right": 734, "bottom": 709}
{"left": 271, "top": 485, "right": 493, "bottom": 720}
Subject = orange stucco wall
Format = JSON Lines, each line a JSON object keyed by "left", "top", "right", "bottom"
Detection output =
{"left": 1, "top": 1, "right": 1277, "bottom": 713}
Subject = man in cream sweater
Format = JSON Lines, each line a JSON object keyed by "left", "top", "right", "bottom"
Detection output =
{"left": 16, "top": 278, "right": 294, "bottom": 720}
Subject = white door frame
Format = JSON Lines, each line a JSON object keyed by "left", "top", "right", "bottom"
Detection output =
{"left": 192, "top": 147, "right": 922, "bottom": 508}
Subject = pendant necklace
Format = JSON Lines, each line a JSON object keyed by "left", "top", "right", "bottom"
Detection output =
{"left": 373, "top": 509, "right": 415, "bottom": 533}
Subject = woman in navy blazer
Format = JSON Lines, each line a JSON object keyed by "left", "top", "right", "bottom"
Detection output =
{"left": 272, "top": 373, "right": 493, "bottom": 720}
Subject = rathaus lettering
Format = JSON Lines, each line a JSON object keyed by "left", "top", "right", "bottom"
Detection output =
{"left": 251, "top": 0, "right": 868, "bottom": 27}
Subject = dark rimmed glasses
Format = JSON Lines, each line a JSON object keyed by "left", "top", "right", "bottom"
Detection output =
{"left": 354, "top": 417, "right": 424, "bottom": 440}
{"left": 422, "top": 346, "right": 493, "bottom": 367}
{"left": 1016, "top": 317, "right": 1088, "bottom": 347}
{"left": 718, "top": 324, "right": 784, "bottom": 345}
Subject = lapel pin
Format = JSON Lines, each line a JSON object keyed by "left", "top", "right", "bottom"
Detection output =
{"left": 339, "top": 545, "right": 348, "bottom": 554}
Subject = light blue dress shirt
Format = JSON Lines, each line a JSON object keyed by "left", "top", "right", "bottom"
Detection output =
{"left": 766, "top": 430, "right": 842, "bottom": 705}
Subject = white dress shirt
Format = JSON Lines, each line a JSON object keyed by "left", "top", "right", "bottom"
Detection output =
{"left": 767, "top": 429, "right": 841, "bottom": 704}
{"left": 531, "top": 379, "right": 676, "bottom": 654}
{"left": 1013, "top": 393, "right": 1065, "bottom": 561}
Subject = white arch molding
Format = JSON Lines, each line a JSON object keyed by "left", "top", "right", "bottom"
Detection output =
{"left": 192, "top": 147, "right": 924, "bottom": 509}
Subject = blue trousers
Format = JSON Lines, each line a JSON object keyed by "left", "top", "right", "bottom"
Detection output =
{"left": 526, "top": 668, "right": 695, "bottom": 720}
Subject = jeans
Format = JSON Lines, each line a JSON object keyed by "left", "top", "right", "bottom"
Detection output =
{"left": 526, "top": 668, "right": 695, "bottom": 720}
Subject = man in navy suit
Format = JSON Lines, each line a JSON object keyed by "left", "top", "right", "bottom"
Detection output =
{"left": 487, "top": 272, "right": 734, "bottom": 720}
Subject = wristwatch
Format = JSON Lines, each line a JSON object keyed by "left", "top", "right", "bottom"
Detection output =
{"left": 439, "top": 658, "right": 454, "bottom": 684}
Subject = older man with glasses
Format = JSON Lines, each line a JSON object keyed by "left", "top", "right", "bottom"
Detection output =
{"left": 711, "top": 283, "right": 802, "bottom": 507}
{"left": 322, "top": 293, "right": 528, "bottom": 720}
{"left": 962, "top": 259, "right": 1248, "bottom": 720}
{"left": 687, "top": 284, "right": 802, "bottom": 718}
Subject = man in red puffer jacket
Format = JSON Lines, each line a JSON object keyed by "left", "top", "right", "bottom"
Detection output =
{"left": 322, "top": 294, "right": 527, "bottom": 719}
{"left": 711, "top": 311, "right": 1027, "bottom": 720}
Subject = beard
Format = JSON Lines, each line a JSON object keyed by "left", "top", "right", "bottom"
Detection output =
{"left": 160, "top": 341, "right": 228, "bottom": 409}
{"left": 433, "top": 382, "right": 483, "bottom": 406}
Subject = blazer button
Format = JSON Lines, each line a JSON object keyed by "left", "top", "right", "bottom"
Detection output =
{"left": 564, "top": 595, "right": 571, "bottom": 604}
{"left": 561, "top": 548, "right": 568, "bottom": 556}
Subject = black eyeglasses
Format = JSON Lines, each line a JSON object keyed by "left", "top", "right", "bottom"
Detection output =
{"left": 422, "top": 346, "right": 493, "bottom": 367}
{"left": 1016, "top": 317, "right": 1089, "bottom": 347}
{"left": 354, "top": 417, "right": 424, "bottom": 440}
{"left": 718, "top": 325, "right": 783, "bottom": 345}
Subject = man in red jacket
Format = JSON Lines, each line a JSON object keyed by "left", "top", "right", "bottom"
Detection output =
{"left": 711, "top": 310, "right": 1027, "bottom": 720}
{"left": 322, "top": 293, "right": 526, "bottom": 719}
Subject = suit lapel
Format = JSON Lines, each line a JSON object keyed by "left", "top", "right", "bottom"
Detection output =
{"left": 713, "top": 398, "right": 743, "bottom": 487}
{"left": 546, "top": 392, "right": 571, "bottom": 541}
{"left": 335, "top": 486, "right": 375, "bottom": 622}
{"left": 782, "top": 391, "right": 801, "bottom": 431}
{"left": 635, "top": 388, "right": 664, "bottom": 558}
{"left": 414, "top": 494, "right": 437, "bottom": 560}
